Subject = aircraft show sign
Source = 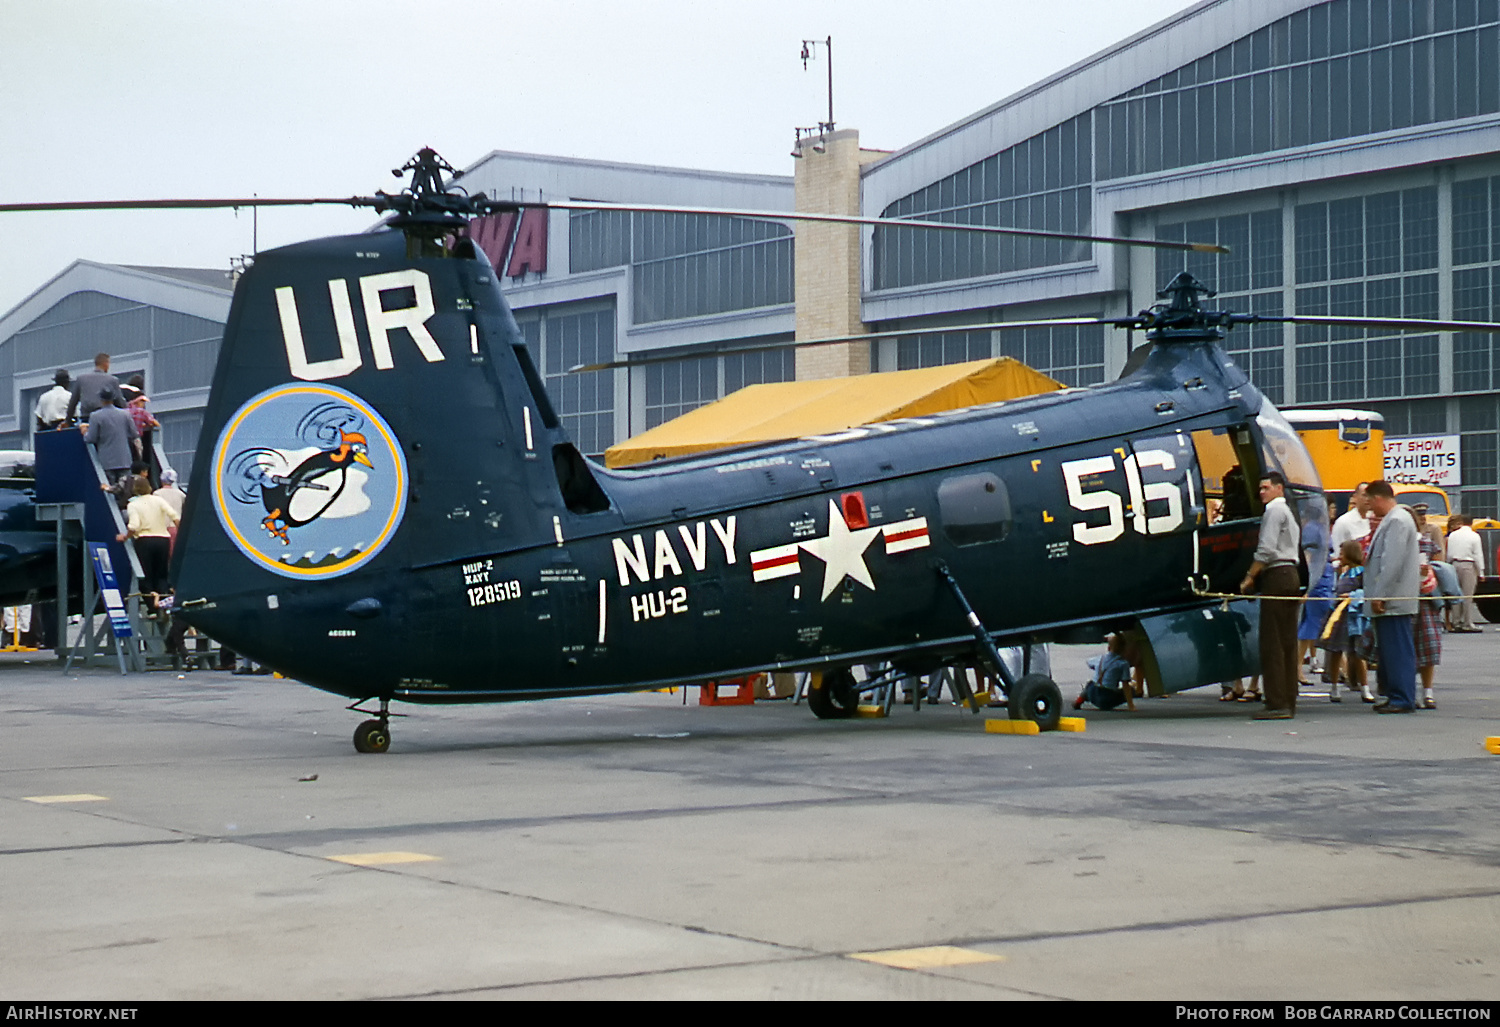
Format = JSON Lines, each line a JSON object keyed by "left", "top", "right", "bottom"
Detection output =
{"left": 1383, "top": 435, "right": 1462, "bottom": 487}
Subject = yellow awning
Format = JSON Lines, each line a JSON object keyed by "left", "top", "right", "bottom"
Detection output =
{"left": 605, "top": 357, "right": 1063, "bottom": 468}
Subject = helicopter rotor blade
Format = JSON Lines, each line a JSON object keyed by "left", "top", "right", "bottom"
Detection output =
{"left": 568, "top": 316, "right": 1145, "bottom": 373}
{"left": 0, "top": 197, "right": 386, "bottom": 213}
{"left": 0, "top": 191, "right": 1225, "bottom": 254}
{"left": 509, "top": 199, "right": 1228, "bottom": 255}
{"left": 1240, "top": 314, "right": 1500, "bottom": 334}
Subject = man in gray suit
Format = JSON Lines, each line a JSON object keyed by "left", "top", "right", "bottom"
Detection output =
{"left": 65, "top": 352, "right": 125, "bottom": 425}
{"left": 1364, "top": 480, "right": 1420, "bottom": 713}
{"left": 84, "top": 390, "right": 139, "bottom": 487}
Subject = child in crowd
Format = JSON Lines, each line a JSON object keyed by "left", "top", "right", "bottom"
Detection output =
{"left": 1324, "top": 539, "right": 1374, "bottom": 703}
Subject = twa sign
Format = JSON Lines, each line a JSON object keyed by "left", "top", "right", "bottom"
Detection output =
{"left": 465, "top": 209, "right": 548, "bottom": 279}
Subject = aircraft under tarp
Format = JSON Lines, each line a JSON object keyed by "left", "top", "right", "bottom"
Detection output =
{"left": 605, "top": 357, "right": 1065, "bottom": 468}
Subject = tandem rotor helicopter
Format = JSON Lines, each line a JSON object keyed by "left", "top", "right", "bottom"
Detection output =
{"left": 8, "top": 148, "right": 1500, "bottom": 753}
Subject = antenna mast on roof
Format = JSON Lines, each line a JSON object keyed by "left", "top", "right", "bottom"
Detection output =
{"left": 800, "top": 35, "right": 834, "bottom": 134}
{"left": 793, "top": 36, "right": 835, "bottom": 158}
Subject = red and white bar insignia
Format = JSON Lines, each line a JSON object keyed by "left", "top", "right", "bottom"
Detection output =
{"left": 881, "top": 517, "right": 930, "bottom": 554}
{"left": 750, "top": 542, "right": 801, "bottom": 582}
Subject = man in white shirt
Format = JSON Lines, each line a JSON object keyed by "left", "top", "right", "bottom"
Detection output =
{"left": 33, "top": 369, "right": 71, "bottom": 431}
{"left": 1446, "top": 514, "right": 1486, "bottom": 632}
{"left": 1329, "top": 482, "right": 1371, "bottom": 558}
{"left": 1241, "top": 472, "right": 1303, "bottom": 720}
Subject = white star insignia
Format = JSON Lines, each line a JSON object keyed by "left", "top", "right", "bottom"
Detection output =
{"left": 799, "top": 499, "right": 883, "bottom": 601}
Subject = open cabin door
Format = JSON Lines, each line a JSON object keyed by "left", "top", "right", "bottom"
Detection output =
{"left": 1190, "top": 423, "right": 1264, "bottom": 595}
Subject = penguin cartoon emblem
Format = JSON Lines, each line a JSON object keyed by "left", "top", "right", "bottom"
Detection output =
{"left": 212, "top": 386, "right": 407, "bottom": 579}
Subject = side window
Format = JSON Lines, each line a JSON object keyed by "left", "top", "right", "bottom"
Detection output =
{"left": 938, "top": 471, "right": 1012, "bottom": 546}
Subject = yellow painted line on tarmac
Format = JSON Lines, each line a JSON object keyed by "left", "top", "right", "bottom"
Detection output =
{"left": 849, "top": 945, "right": 1005, "bottom": 970}
{"left": 326, "top": 851, "right": 440, "bottom": 867}
{"left": 24, "top": 794, "right": 109, "bottom": 804}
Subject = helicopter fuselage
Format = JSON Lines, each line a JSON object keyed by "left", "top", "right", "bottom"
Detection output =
{"left": 172, "top": 232, "right": 1305, "bottom": 704}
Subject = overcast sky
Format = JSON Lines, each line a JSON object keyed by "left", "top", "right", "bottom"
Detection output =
{"left": 0, "top": 0, "right": 1201, "bottom": 317}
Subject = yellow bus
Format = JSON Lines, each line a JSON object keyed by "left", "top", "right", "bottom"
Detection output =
{"left": 1280, "top": 409, "right": 1384, "bottom": 516}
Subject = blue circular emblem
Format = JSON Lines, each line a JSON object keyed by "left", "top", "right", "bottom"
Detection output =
{"left": 211, "top": 384, "right": 408, "bottom": 579}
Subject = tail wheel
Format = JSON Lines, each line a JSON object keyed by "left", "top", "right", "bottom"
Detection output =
{"left": 353, "top": 719, "right": 391, "bottom": 754}
{"left": 1008, "top": 674, "right": 1062, "bottom": 731}
{"left": 807, "top": 668, "right": 861, "bottom": 720}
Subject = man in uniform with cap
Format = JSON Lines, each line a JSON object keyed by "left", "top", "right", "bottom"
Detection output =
{"left": 1413, "top": 504, "right": 1446, "bottom": 563}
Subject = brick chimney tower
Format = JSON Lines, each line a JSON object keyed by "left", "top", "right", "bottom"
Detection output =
{"left": 793, "top": 129, "right": 887, "bottom": 380}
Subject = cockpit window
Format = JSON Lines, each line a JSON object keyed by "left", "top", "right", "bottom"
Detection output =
{"left": 1255, "top": 402, "right": 1323, "bottom": 491}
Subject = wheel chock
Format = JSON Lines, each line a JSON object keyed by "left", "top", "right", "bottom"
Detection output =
{"left": 700, "top": 678, "right": 756, "bottom": 705}
{"left": 985, "top": 718, "right": 1039, "bottom": 735}
{"left": 1485, "top": 737, "right": 1500, "bottom": 755}
{"left": 1056, "top": 717, "right": 1086, "bottom": 732}
{"left": 855, "top": 704, "right": 888, "bottom": 718}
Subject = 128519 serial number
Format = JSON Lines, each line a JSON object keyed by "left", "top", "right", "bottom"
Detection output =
{"left": 468, "top": 580, "right": 522, "bottom": 606}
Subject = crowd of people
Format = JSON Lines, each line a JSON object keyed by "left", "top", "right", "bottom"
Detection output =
{"left": 8, "top": 353, "right": 216, "bottom": 666}
{"left": 1250, "top": 478, "right": 1484, "bottom": 718}
{"left": 1073, "top": 475, "right": 1487, "bottom": 718}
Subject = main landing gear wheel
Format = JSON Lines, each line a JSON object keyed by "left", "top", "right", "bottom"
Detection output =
{"left": 353, "top": 719, "right": 391, "bottom": 754}
{"left": 1008, "top": 673, "right": 1063, "bottom": 731}
{"left": 807, "top": 667, "right": 861, "bottom": 720}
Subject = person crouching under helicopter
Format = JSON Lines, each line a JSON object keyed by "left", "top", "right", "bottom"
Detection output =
{"left": 1073, "top": 633, "right": 1137, "bottom": 712}
{"left": 116, "top": 477, "right": 179, "bottom": 609}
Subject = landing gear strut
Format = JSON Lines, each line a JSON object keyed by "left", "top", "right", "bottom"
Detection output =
{"left": 348, "top": 697, "right": 395, "bottom": 753}
{"left": 935, "top": 561, "right": 1062, "bottom": 730}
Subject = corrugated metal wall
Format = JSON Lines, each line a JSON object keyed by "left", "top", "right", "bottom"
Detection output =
{"left": 8, "top": 292, "right": 221, "bottom": 397}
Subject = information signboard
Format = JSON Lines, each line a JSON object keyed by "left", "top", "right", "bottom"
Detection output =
{"left": 1383, "top": 435, "right": 1462, "bottom": 487}
{"left": 89, "top": 542, "right": 133, "bottom": 639}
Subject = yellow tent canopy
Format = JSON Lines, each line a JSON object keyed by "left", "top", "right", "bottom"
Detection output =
{"left": 605, "top": 357, "right": 1064, "bottom": 468}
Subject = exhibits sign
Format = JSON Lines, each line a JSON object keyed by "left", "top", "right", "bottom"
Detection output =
{"left": 1383, "top": 434, "right": 1462, "bottom": 486}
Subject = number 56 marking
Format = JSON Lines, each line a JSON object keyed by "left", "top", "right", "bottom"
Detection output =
{"left": 1060, "top": 451, "right": 1184, "bottom": 545}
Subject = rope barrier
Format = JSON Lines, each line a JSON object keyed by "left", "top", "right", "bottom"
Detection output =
{"left": 1190, "top": 589, "right": 1454, "bottom": 603}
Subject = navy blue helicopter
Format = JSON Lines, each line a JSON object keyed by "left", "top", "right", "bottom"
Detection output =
{"left": 9, "top": 150, "right": 1499, "bottom": 752}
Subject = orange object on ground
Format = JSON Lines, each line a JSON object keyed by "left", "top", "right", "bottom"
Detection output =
{"left": 700, "top": 676, "right": 758, "bottom": 706}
